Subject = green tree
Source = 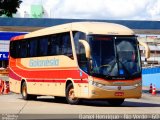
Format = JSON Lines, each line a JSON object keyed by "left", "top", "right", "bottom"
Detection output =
{"left": 0, "top": 0, "right": 22, "bottom": 17}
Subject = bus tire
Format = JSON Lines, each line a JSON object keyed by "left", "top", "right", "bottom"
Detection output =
{"left": 66, "top": 83, "right": 80, "bottom": 105}
{"left": 54, "top": 96, "right": 66, "bottom": 103}
{"left": 30, "top": 95, "right": 37, "bottom": 100}
{"left": 21, "top": 82, "right": 34, "bottom": 100}
{"left": 107, "top": 99, "right": 124, "bottom": 106}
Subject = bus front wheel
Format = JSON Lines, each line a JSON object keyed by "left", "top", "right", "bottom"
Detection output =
{"left": 21, "top": 82, "right": 37, "bottom": 100}
{"left": 107, "top": 99, "right": 124, "bottom": 106}
{"left": 66, "top": 83, "right": 80, "bottom": 105}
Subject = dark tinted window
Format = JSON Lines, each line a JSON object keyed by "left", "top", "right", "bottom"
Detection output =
{"left": 20, "top": 40, "right": 28, "bottom": 58}
{"left": 73, "top": 31, "right": 86, "bottom": 55}
{"left": 10, "top": 32, "right": 73, "bottom": 59}
{"left": 48, "top": 35, "right": 59, "bottom": 55}
{"left": 10, "top": 41, "right": 18, "bottom": 58}
{"left": 78, "top": 43, "right": 88, "bottom": 73}
{"left": 29, "top": 39, "right": 38, "bottom": 57}
{"left": 60, "top": 33, "right": 72, "bottom": 57}
{"left": 39, "top": 37, "right": 48, "bottom": 56}
{"left": 49, "top": 32, "right": 73, "bottom": 58}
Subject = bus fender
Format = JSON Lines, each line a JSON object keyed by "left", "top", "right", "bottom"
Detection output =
{"left": 21, "top": 79, "right": 27, "bottom": 93}
{"left": 65, "top": 78, "right": 79, "bottom": 97}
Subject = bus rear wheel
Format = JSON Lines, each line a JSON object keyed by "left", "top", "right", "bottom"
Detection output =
{"left": 66, "top": 83, "right": 80, "bottom": 105}
{"left": 107, "top": 99, "right": 124, "bottom": 106}
{"left": 21, "top": 82, "right": 37, "bottom": 100}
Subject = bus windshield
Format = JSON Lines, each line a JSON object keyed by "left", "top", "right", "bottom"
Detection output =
{"left": 88, "top": 35, "right": 141, "bottom": 80}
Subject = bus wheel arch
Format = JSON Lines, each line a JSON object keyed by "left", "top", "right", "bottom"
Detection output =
{"left": 21, "top": 80, "right": 37, "bottom": 100}
{"left": 65, "top": 80, "right": 80, "bottom": 105}
{"left": 21, "top": 80, "right": 29, "bottom": 100}
{"left": 21, "top": 80, "right": 26, "bottom": 92}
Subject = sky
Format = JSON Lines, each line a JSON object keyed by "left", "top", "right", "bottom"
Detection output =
{"left": 17, "top": 0, "right": 160, "bottom": 20}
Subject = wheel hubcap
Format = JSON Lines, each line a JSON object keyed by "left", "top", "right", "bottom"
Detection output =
{"left": 22, "top": 86, "right": 27, "bottom": 97}
{"left": 68, "top": 88, "right": 76, "bottom": 100}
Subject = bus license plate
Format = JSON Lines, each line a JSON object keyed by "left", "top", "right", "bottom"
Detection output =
{"left": 115, "top": 92, "right": 124, "bottom": 96}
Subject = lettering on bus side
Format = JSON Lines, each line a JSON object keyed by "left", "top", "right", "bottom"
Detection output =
{"left": 29, "top": 58, "right": 59, "bottom": 67}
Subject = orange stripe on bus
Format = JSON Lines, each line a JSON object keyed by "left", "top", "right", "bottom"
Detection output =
{"left": 11, "top": 35, "right": 25, "bottom": 41}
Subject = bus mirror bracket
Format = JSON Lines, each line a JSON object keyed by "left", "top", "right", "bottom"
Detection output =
{"left": 79, "top": 39, "right": 91, "bottom": 59}
{"left": 138, "top": 41, "right": 150, "bottom": 60}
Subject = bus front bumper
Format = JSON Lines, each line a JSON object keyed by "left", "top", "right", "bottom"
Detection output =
{"left": 86, "top": 84, "right": 142, "bottom": 99}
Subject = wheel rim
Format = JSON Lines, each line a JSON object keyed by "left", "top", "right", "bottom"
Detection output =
{"left": 68, "top": 88, "right": 77, "bottom": 101}
{"left": 22, "top": 85, "right": 27, "bottom": 97}
{"left": 69, "top": 88, "right": 75, "bottom": 100}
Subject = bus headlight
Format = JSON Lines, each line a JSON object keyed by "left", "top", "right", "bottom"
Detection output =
{"left": 134, "top": 82, "right": 142, "bottom": 87}
{"left": 89, "top": 80, "right": 105, "bottom": 88}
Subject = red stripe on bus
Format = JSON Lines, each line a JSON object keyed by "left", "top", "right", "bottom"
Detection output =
{"left": 10, "top": 67, "right": 87, "bottom": 79}
{"left": 27, "top": 79, "right": 66, "bottom": 83}
{"left": 9, "top": 67, "right": 89, "bottom": 84}
{"left": 74, "top": 80, "right": 88, "bottom": 83}
{"left": 9, "top": 69, "right": 21, "bottom": 81}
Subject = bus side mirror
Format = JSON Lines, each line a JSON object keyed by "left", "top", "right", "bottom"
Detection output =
{"left": 138, "top": 41, "right": 150, "bottom": 61}
{"left": 79, "top": 40, "right": 91, "bottom": 59}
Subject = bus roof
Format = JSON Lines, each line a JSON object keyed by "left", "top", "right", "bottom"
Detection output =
{"left": 12, "top": 22, "right": 135, "bottom": 40}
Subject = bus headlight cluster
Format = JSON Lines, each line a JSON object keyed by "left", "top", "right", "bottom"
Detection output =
{"left": 89, "top": 80, "right": 105, "bottom": 88}
{"left": 134, "top": 82, "right": 142, "bottom": 87}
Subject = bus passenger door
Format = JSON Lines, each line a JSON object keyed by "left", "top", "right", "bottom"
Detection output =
{"left": 78, "top": 40, "right": 90, "bottom": 98}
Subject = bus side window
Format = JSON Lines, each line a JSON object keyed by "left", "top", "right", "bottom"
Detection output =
{"left": 39, "top": 37, "right": 48, "bottom": 56}
{"left": 62, "top": 33, "right": 73, "bottom": 58}
{"left": 57, "top": 35, "right": 63, "bottom": 55}
{"left": 73, "top": 31, "right": 87, "bottom": 71}
{"left": 73, "top": 31, "right": 86, "bottom": 55}
{"left": 15, "top": 41, "right": 21, "bottom": 58}
{"left": 48, "top": 35, "right": 59, "bottom": 55}
{"left": 49, "top": 32, "right": 73, "bottom": 58}
{"left": 10, "top": 41, "right": 18, "bottom": 58}
{"left": 57, "top": 32, "right": 73, "bottom": 59}
{"left": 78, "top": 43, "right": 88, "bottom": 73}
{"left": 29, "top": 39, "right": 38, "bottom": 57}
{"left": 20, "top": 40, "right": 28, "bottom": 58}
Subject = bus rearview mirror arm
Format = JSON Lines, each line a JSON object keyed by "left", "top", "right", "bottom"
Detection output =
{"left": 138, "top": 41, "right": 150, "bottom": 61}
{"left": 79, "top": 40, "right": 91, "bottom": 59}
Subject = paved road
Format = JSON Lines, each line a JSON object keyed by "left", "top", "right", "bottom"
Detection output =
{"left": 0, "top": 93, "right": 160, "bottom": 119}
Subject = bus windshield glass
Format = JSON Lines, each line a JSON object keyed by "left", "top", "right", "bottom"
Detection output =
{"left": 88, "top": 35, "right": 141, "bottom": 80}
